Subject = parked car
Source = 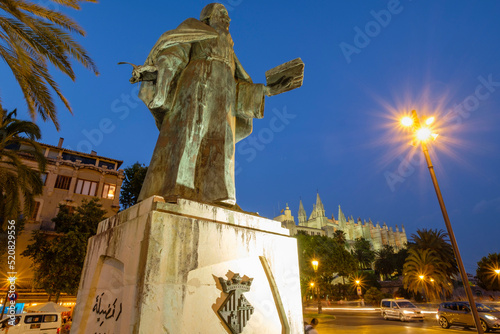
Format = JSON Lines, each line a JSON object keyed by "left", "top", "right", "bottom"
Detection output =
{"left": 380, "top": 298, "right": 424, "bottom": 321}
{"left": 437, "top": 301, "right": 500, "bottom": 332}
{"left": 0, "top": 312, "right": 62, "bottom": 333}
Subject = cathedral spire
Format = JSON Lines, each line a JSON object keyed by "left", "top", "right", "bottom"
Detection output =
{"left": 315, "top": 192, "right": 325, "bottom": 217}
{"left": 298, "top": 199, "right": 307, "bottom": 225}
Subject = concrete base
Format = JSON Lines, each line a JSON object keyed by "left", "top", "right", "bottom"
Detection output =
{"left": 71, "top": 196, "right": 303, "bottom": 334}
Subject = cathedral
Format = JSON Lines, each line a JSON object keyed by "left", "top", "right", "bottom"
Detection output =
{"left": 274, "top": 193, "right": 407, "bottom": 251}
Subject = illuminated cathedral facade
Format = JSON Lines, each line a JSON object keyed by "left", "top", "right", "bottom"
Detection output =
{"left": 274, "top": 193, "right": 407, "bottom": 251}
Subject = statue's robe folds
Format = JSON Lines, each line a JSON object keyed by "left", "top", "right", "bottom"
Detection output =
{"left": 137, "top": 18, "right": 265, "bottom": 204}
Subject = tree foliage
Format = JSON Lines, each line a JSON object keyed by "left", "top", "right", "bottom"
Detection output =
{"left": 403, "top": 248, "right": 453, "bottom": 301}
{"left": 375, "top": 245, "right": 396, "bottom": 280}
{"left": 352, "top": 237, "right": 375, "bottom": 270}
{"left": 119, "top": 162, "right": 148, "bottom": 209}
{"left": 332, "top": 230, "right": 346, "bottom": 246}
{"left": 410, "top": 228, "right": 458, "bottom": 276}
{"left": 0, "top": 0, "right": 98, "bottom": 129}
{"left": 295, "top": 232, "right": 356, "bottom": 300}
{"left": 393, "top": 246, "right": 409, "bottom": 276}
{"left": 0, "top": 109, "right": 45, "bottom": 230}
{"left": 364, "top": 287, "right": 384, "bottom": 306}
{"left": 22, "top": 198, "right": 106, "bottom": 298}
{"left": 476, "top": 253, "right": 500, "bottom": 291}
{"left": 375, "top": 244, "right": 408, "bottom": 280}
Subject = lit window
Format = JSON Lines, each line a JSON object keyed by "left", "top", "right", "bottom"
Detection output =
{"left": 75, "top": 179, "right": 98, "bottom": 196}
{"left": 102, "top": 184, "right": 116, "bottom": 199}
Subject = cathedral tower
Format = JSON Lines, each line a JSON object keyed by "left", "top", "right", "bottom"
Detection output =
{"left": 298, "top": 199, "right": 307, "bottom": 226}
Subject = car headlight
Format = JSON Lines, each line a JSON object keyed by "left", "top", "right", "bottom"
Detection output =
{"left": 485, "top": 314, "right": 498, "bottom": 321}
{"left": 403, "top": 310, "right": 413, "bottom": 314}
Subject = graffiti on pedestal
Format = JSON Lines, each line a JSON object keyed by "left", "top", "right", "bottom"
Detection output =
{"left": 92, "top": 292, "right": 123, "bottom": 327}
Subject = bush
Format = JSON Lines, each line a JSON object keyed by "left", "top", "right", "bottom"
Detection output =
{"left": 364, "top": 287, "right": 384, "bottom": 306}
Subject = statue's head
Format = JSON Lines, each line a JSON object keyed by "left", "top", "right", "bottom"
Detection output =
{"left": 200, "top": 3, "right": 230, "bottom": 30}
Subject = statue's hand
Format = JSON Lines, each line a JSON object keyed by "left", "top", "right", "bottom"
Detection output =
{"left": 118, "top": 62, "right": 158, "bottom": 84}
{"left": 131, "top": 65, "right": 158, "bottom": 84}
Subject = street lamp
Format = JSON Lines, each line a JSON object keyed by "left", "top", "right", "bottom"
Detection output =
{"left": 312, "top": 260, "right": 318, "bottom": 272}
{"left": 401, "top": 110, "right": 483, "bottom": 334}
{"left": 418, "top": 275, "right": 427, "bottom": 302}
{"left": 354, "top": 279, "right": 364, "bottom": 305}
{"left": 311, "top": 259, "right": 322, "bottom": 314}
{"left": 494, "top": 269, "right": 500, "bottom": 275}
{"left": 310, "top": 282, "right": 315, "bottom": 301}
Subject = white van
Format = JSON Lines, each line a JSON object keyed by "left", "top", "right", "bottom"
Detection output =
{"left": 380, "top": 298, "right": 424, "bottom": 322}
{"left": 0, "top": 312, "right": 62, "bottom": 333}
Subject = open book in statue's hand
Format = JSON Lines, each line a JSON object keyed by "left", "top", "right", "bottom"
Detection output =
{"left": 265, "top": 58, "right": 304, "bottom": 96}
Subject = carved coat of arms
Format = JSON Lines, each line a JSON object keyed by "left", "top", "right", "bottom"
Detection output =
{"left": 217, "top": 274, "right": 254, "bottom": 334}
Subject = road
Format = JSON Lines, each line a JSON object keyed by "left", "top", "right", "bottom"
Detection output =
{"left": 304, "top": 308, "right": 484, "bottom": 334}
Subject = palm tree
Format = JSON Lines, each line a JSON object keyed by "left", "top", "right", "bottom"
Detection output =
{"left": 352, "top": 237, "right": 375, "bottom": 270}
{"left": 403, "top": 248, "right": 453, "bottom": 301}
{"left": 410, "top": 228, "right": 458, "bottom": 275}
{"left": 0, "top": 109, "right": 46, "bottom": 230}
{"left": 333, "top": 230, "right": 346, "bottom": 246}
{"left": 0, "top": 0, "right": 98, "bottom": 129}
{"left": 375, "top": 245, "right": 396, "bottom": 280}
{"left": 476, "top": 253, "right": 500, "bottom": 291}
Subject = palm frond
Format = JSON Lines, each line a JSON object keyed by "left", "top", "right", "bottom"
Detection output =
{"left": 0, "top": 0, "right": 98, "bottom": 127}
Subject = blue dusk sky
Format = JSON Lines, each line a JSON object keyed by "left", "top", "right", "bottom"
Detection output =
{"left": 2, "top": 1, "right": 500, "bottom": 272}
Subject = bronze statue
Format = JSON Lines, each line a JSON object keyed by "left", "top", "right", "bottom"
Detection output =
{"left": 123, "top": 3, "right": 303, "bottom": 206}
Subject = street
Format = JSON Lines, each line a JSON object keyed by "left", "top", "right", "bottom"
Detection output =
{"left": 304, "top": 308, "right": 486, "bottom": 334}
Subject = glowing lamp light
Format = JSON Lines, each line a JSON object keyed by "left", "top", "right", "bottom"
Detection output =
{"left": 494, "top": 269, "right": 500, "bottom": 274}
{"left": 401, "top": 116, "right": 414, "bottom": 127}
{"left": 425, "top": 116, "right": 435, "bottom": 125}
{"left": 419, "top": 275, "right": 425, "bottom": 280}
{"left": 416, "top": 128, "right": 432, "bottom": 141}
{"left": 355, "top": 280, "right": 360, "bottom": 285}
{"left": 310, "top": 282, "right": 315, "bottom": 287}
{"left": 430, "top": 278, "right": 435, "bottom": 282}
{"left": 311, "top": 260, "right": 319, "bottom": 272}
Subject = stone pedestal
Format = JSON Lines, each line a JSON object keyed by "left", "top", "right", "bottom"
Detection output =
{"left": 71, "top": 196, "right": 303, "bottom": 334}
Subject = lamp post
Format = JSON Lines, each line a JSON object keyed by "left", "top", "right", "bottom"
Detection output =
{"left": 418, "top": 275, "right": 426, "bottom": 302}
{"left": 310, "top": 282, "right": 315, "bottom": 302}
{"left": 311, "top": 260, "right": 322, "bottom": 314}
{"left": 401, "top": 110, "right": 483, "bottom": 334}
{"left": 355, "top": 279, "right": 364, "bottom": 306}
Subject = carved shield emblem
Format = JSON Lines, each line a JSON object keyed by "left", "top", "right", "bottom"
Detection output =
{"left": 217, "top": 274, "right": 254, "bottom": 334}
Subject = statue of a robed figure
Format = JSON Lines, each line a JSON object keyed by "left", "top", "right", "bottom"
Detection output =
{"left": 122, "top": 3, "right": 304, "bottom": 205}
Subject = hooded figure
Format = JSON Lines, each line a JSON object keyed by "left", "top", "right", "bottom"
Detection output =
{"left": 135, "top": 3, "right": 268, "bottom": 205}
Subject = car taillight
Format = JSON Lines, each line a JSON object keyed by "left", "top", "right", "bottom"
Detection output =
{"left": 57, "top": 328, "right": 60, "bottom": 334}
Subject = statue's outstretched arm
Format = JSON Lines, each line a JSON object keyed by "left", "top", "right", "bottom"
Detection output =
{"left": 148, "top": 44, "right": 190, "bottom": 110}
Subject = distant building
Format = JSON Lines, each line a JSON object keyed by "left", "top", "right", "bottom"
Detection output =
{"left": 274, "top": 193, "right": 407, "bottom": 251}
{"left": 12, "top": 138, "right": 124, "bottom": 287}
